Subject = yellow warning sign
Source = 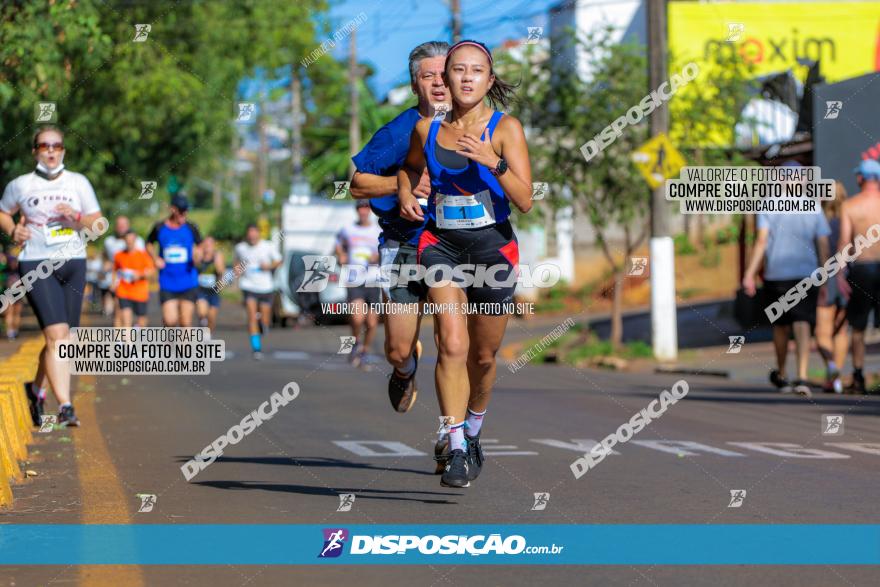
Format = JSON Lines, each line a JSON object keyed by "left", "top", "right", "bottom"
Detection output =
{"left": 632, "top": 133, "right": 686, "bottom": 189}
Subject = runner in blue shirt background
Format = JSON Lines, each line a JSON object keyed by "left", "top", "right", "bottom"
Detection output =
{"left": 147, "top": 194, "right": 203, "bottom": 327}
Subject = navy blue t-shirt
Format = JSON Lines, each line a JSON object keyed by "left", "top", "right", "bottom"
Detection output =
{"left": 351, "top": 107, "right": 427, "bottom": 246}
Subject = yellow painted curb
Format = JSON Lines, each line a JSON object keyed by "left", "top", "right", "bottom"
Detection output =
{"left": 0, "top": 406, "right": 22, "bottom": 483}
{"left": 0, "top": 378, "right": 33, "bottom": 447}
{"left": 0, "top": 390, "right": 25, "bottom": 463}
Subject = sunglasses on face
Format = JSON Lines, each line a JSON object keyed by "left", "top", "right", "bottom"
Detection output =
{"left": 35, "top": 142, "right": 64, "bottom": 152}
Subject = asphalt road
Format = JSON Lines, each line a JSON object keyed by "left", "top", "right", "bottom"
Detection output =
{"left": 3, "top": 303, "right": 880, "bottom": 586}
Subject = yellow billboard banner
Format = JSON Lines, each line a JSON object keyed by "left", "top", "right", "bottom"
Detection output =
{"left": 669, "top": 1, "right": 880, "bottom": 84}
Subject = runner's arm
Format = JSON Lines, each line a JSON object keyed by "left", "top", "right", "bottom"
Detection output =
{"left": 0, "top": 211, "right": 15, "bottom": 239}
{"left": 397, "top": 121, "right": 428, "bottom": 221}
{"left": 837, "top": 203, "right": 853, "bottom": 299}
{"left": 215, "top": 251, "right": 226, "bottom": 275}
{"left": 145, "top": 223, "right": 165, "bottom": 269}
{"left": 838, "top": 204, "right": 853, "bottom": 255}
{"left": 742, "top": 227, "right": 768, "bottom": 296}
{"left": 335, "top": 232, "right": 348, "bottom": 265}
{"left": 816, "top": 235, "right": 830, "bottom": 267}
{"left": 189, "top": 222, "right": 203, "bottom": 264}
{"left": 349, "top": 172, "right": 397, "bottom": 199}
{"left": 494, "top": 116, "right": 533, "bottom": 213}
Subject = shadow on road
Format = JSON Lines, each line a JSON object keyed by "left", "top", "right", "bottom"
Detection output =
{"left": 174, "top": 455, "right": 437, "bottom": 477}
{"left": 191, "top": 479, "right": 460, "bottom": 504}
{"left": 628, "top": 387, "right": 880, "bottom": 415}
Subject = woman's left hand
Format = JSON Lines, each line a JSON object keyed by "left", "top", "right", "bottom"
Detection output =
{"left": 454, "top": 127, "right": 499, "bottom": 169}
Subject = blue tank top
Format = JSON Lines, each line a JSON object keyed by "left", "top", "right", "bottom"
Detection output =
{"left": 424, "top": 111, "right": 510, "bottom": 228}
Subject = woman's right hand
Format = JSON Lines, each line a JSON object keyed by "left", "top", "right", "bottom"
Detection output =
{"left": 399, "top": 192, "right": 424, "bottom": 222}
{"left": 12, "top": 215, "right": 29, "bottom": 245}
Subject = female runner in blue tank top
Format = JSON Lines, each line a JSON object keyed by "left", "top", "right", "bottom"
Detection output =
{"left": 398, "top": 40, "right": 533, "bottom": 488}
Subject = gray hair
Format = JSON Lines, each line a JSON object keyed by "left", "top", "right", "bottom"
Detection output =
{"left": 408, "top": 41, "right": 449, "bottom": 85}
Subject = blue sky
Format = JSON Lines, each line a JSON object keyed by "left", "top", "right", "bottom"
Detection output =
{"left": 322, "top": 0, "right": 561, "bottom": 98}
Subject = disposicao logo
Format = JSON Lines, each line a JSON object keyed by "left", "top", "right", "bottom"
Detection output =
{"left": 318, "top": 528, "right": 349, "bottom": 558}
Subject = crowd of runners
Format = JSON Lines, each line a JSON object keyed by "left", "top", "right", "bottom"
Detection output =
{"left": 743, "top": 159, "right": 880, "bottom": 397}
{"left": 4, "top": 36, "right": 880, "bottom": 493}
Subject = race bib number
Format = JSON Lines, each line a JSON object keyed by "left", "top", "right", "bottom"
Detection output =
{"left": 119, "top": 269, "right": 137, "bottom": 283}
{"left": 44, "top": 223, "right": 76, "bottom": 245}
{"left": 163, "top": 245, "right": 188, "bottom": 264}
{"left": 435, "top": 190, "right": 495, "bottom": 229}
{"left": 353, "top": 250, "right": 371, "bottom": 264}
{"left": 198, "top": 274, "right": 217, "bottom": 288}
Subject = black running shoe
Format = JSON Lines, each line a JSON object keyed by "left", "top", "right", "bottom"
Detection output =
{"left": 465, "top": 433, "right": 484, "bottom": 481}
{"left": 850, "top": 371, "right": 867, "bottom": 395}
{"left": 24, "top": 382, "right": 43, "bottom": 427}
{"left": 769, "top": 369, "right": 792, "bottom": 393}
{"left": 58, "top": 405, "right": 80, "bottom": 427}
{"left": 433, "top": 433, "right": 449, "bottom": 474}
{"left": 388, "top": 346, "right": 419, "bottom": 413}
{"left": 440, "top": 449, "right": 470, "bottom": 488}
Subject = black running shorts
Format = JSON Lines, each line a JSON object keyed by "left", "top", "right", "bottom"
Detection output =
{"left": 763, "top": 278, "right": 819, "bottom": 326}
{"left": 19, "top": 258, "right": 87, "bottom": 329}
{"left": 118, "top": 297, "right": 148, "bottom": 317}
{"left": 417, "top": 220, "right": 518, "bottom": 314}
{"left": 846, "top": 262, "right": 880, "bottom": 330}
{"left": 159, "top": 287, "right": 198, "bottom": 304}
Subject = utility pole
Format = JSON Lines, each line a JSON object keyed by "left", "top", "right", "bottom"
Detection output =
{"left": 646, "top": 0, "right": 678, "bottom": 361}
{"left": 348, "top": 30, "right": 360, "bottom": 178}
{"left": 290, "top": 65, "right": 308, "bottom": 197}
{"left": 255, "top": 98, "right": 268, "bottom": 206}
{"left": 450, "top": 0, "right": 461, "bottom": 42}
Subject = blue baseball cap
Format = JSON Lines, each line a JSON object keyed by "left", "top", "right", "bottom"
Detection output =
{"left": 854, "top": 159, "right": 880, "bottom": 181}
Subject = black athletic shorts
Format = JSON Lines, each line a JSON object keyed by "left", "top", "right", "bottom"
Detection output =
{"left": 19, "top": 258, "right": 86, "bottom": 329}
{"left": 846, "top": 262, "right": 880, "bottom": 330}
{"left": 242, "top": 289, "right": 274, "bottom": 305}
{"left": 379, "top": 240, "right": 427, "bottom": 304}
{"left": 418, "top": 220, "right": 519, "bottom": 314}
{"left": 763, "top": 278, "right": 819, "bottom": 326}
{"left": 346, "top": 283, "right": 381, "bottom": 304}
{"left": 118, "top": 297, "right": 148, "bottom": 317}
{"left": 159, "top": 287, "right": 198, "bottom": 304}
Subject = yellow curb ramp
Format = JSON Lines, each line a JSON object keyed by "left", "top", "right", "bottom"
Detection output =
{"left": 0, "top": 339, "right": 42, "bottom": 509}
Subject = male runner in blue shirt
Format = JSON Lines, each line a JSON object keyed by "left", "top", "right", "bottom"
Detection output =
{"left": 349, "top": 41, "right": 450, "bottom": 423}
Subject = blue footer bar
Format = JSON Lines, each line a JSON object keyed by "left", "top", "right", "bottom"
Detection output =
{"left": 1, "top": 525, "right": 878, "bottom": 565}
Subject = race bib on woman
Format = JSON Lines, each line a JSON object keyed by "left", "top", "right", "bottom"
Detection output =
{"left": 198, "top": 274, "right": 217, "bottom": 288}
{"left": 435, "top": 190, "right": 495, "bottom": 229}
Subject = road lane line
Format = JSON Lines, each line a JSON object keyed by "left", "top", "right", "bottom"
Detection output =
{"left": 75, "top": 374, "right": 145, "bottom": 587}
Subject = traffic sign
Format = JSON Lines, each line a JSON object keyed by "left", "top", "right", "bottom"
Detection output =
{"left": 631, "top": 133, "right": 686, "bottom": 189}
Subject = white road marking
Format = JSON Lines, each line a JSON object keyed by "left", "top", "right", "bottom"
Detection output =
{"left": 333, "top": 440, "right": 427, "bottom": 457}
{"left": 530, "top": 438, "right": 620, "bottom": 455}
{"left": 480, "top": 439, "right": 538, "bottom": 456}
{"left": 631, "top": 440, "right": 746, "bottom": 457}
{"left": 727, "top": 442, "right": 850, "bottom": 459}
{"left": 272, "top": 350, "right": 311, "bottom": 360}
{"left": 328, "top": 438, "right": 880, "bottom": 459}
{"left": 825, "top": 442, "right": 880, "bottom": 456}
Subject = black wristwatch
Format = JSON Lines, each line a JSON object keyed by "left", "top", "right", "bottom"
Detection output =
{"left": 489, "top": 158, "right": 508, "bottom": 177}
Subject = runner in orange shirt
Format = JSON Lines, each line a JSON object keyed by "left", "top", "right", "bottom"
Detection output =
{"left": 113, "top": 229, "right": 155, "bottom": 328}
